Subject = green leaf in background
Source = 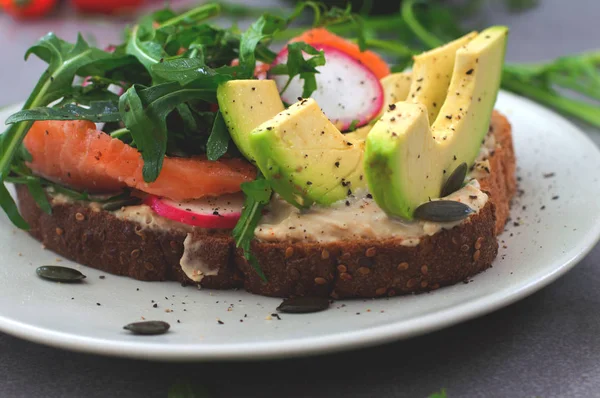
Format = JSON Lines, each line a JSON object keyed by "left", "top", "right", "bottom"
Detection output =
{"left": 427, "top": 389, "right": 448, "bottom": 398}
{"left": 398, "top": 0, "right": 600, "bottom": 129}
{"left": 206, "top": 111, "right": 230, "bottom": 161}
{"left": 168, "top": 380, "right": 212, "bottom": 398}
{"left": 6, "top": 101, "right": 121, "bottom": 124}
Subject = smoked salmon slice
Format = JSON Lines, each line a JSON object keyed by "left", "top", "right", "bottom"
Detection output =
{"left": 23, "top": 120, "right": 256, "bottom": 201}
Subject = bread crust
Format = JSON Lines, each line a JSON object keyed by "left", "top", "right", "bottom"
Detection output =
{"left": 16, "top": 111, "right": 515, "bottom": 299}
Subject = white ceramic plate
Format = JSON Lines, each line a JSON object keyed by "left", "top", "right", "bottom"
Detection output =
{"left": 0, "top": 91, "right": 599, "bottom": 362}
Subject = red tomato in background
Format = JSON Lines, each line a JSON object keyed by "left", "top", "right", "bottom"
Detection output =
{"left": 70, "top": 0, "right": 144, "bottom": 14}
{"left": 1, "top": 0, "right": 57, "bottom": 19}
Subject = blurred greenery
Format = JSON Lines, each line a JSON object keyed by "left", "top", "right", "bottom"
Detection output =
{"left": 288, "top": 0, "right": 539, "bottom": 15}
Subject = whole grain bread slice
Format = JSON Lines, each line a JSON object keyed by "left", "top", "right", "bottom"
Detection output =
{"left": 16, "top": 111, "right": 515, "bottom": 299}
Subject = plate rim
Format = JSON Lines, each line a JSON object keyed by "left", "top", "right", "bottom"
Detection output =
{"left": 0, "top": 90, "right": 599, "bottom": 361}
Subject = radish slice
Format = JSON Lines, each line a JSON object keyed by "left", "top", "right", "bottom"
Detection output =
{"left": 146, "top": 194, "right": 244, "bottom": 229}
{"left": 270, "top": 44, "right": 384, "bottom": 131}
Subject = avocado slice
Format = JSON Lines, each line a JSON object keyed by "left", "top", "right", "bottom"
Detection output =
{"left": 217, "top": 80, "right": 285, "bottom": 162}
{"left": 380, "top": 72, "right": 412, "bottom": 112}
{"left": 408, "top": 31, "right": 478, "bottom": 123}
{"left": 365, "top": 26, "right": 508, "bottom": 220}
{"left": 344, "top": 124, "right": 372, "bottom": 143}
{"left": 250, "top": 98, "right": 366, "bottom": 208}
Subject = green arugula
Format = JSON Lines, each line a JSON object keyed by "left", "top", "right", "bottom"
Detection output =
{"left": 125, "top": 24, "right": 165, "bottom": 74}
{"left": 232, "top": 175, "right": 273, "bottom": 282}
{"left": 206, "top": 111, "right": 230, "bottom": 160}
{"left": 348, "top": 119, "right": 360, "bottom": 131}
{"left": 119, "top": 76, "right": 231, "bottom": 181}
{"left": 6, "top": 101, "right": 120, "bottom": 124}
{"left": 0, "top": 33, "right": 117, "bottom": 228}
{"left": 269, "top": 42, "right": 326, "bottom": 97}
{"left": 239, "top": 14, "right": 287, "bottom": 78}
{"left": 151, "top": 58, "right": 229, "bottom": 86}
{"left": 118, "top": 85, "right": 165, "bottom": 182}
{"left": 24, "top": 178, "right": 52, "bottom": 215}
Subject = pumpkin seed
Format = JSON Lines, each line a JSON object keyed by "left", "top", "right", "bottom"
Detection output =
{"left": 36, "top": 266, "right": 86, "bottom": 283}
{"left": 102, "top": 197, "right": 142, "bottom": 211}
{"left": 277, "top": 297, "right": 330, "bottom": 314}
{"left": 123, "top": 321, "right": 170, "bottom": 335}
{"left": 440, "top": 162, "right": 468, "bottom": 197}
{"left": 413, "top": 200, "right": 474, "bottom": 222}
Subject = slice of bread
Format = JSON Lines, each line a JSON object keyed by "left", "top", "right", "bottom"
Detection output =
{"left": 16, "top": 111, "right": 515, "bottom": 299}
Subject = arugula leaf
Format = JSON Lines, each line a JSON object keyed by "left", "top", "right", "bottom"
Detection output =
{"left": 119, "top": 85, "right": 165, "bottom": 183}
{"left": 126, "top": 3, "right": 223, "bottom": 81}
{"left": 151, "top": 58, "right": 232, "bottom": 86}
{"left": 206, "top": 111, "right": 230, "bottom": 161}
{"left": 239, "top": 14, "right": 287, "bottom": 78}
{"left": 54, "top": 85, "right": 121, "bottom": 108}
{"left": 6, "top": 101, "right": 120, "bottom": 124}
{"left": 5, "top": 163, "right": 52, "bottom": 216}
{"left": 0, "top": 185, "right": 28, "bottom": 229}
{"left": 126, "top": 24, "right": 165, "bottom": 74}
{"left": 348, "top": 119, "right": 360, "bottom": 131}
{"left": 120, "top": 80, "right": 230, "bottom": 181}
{"left": 156, "top": 3, "right": 221, "bottom": 30}
{"left": 0, "top": 33, "right": 116, "bottom": 228}
{"left": 232, "top": 175, "right": 272, "bottom": 282}
{"left": 25, "top": 178, "right": 52, "bottom": 215}
{"left": 176, "top": 104, "right": 199, "bottom": 133}
{"left": 269, "top": 42, "right": 326, "bottom": 97}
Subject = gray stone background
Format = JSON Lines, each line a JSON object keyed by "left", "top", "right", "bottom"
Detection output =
{"left": 1, "top": 0, "right": 599, "bottom": 396}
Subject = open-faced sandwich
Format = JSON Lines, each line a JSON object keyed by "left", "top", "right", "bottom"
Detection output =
{"left": 1, "top": 3, "right": 515, "bottom": 299}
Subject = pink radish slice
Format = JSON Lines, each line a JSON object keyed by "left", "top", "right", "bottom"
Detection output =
{"left": 146, "top": 194, "right": 244, "bottom": 229}
{"left": 269, "top": 44, "right": 384, "bottom": 131}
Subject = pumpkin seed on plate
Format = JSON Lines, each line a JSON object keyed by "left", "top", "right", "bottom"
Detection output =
{"left": 277, "top": 297, "right": 330, "bottom": 314}
{"left": 440, "top": 162, "right": 468, "bottom": 197}
{"left": 123, "top": 321, "right": 171, "bottom": 335}
{"left": 36, "top": 266, "right": 86, "bottom": 283}
{"left": 413, "top": 200, "right": 474, "bottom": 223}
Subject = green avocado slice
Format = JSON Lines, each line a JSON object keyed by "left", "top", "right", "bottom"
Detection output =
{"left": 217, "top": 80, "right": 285, "bottom": 162}
{"left": 364, "top": 26, "right": 508, "bottom": 220}
{"left": 380, "top": 72, "right": 412, "bottom": 113}
{"left": 250, "top": 98, "right": 366, "bottom": 208}
{"left": 408, "top": 31, "right": 478, "bottom": 123}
